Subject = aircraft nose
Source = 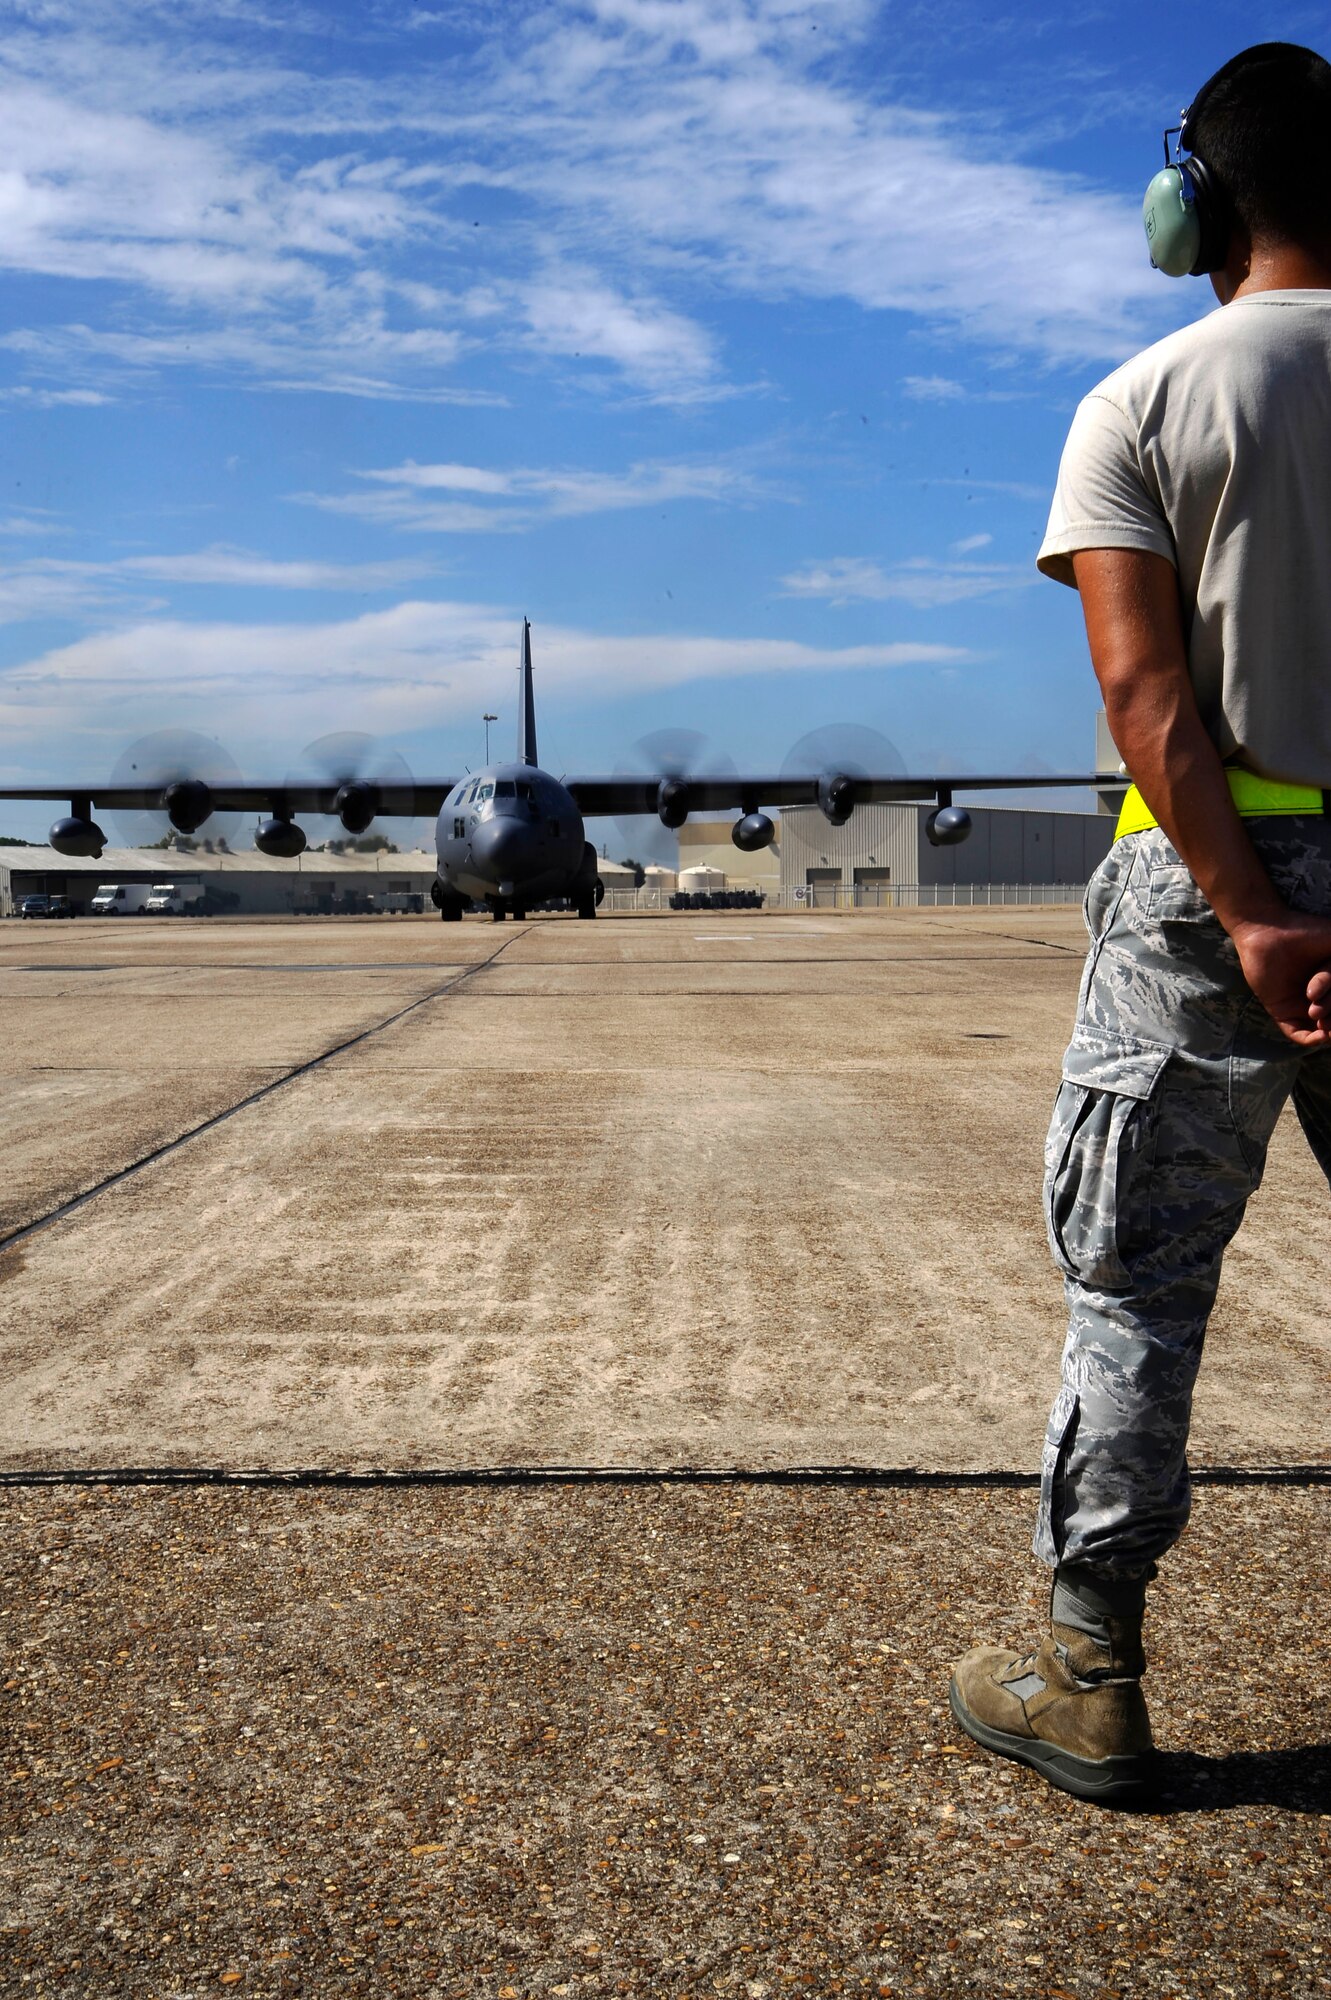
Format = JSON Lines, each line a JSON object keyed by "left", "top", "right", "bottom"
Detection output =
{"left": 471, "top": 814, "right": 536, "bottom": 885}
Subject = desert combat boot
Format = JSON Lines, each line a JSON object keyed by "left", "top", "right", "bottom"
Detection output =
{"left": 948, "top": 1566, "right": 1155, "bottom": 1805}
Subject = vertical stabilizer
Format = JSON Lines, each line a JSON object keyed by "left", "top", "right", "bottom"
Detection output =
{"left": 517, "top": 618, "right": 538, "bottom": 767}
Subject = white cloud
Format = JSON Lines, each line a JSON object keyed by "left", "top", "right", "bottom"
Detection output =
{"left": 902, "top": 375, "right": 966, "bottom": 402}
{"left": 468, "top": 0, "right": 1170, "bottom": 368}
{"left": 0, "top": 598, "right": 971, "bottom": 761}
{"left": 950, "top": 531, "right": 993, "bottom": 554}
{"left": 359, "top": 462, "right": 515, "bottom": 496}
{"left": 292, "top": 490, "right": 523, "bottom": 535}
{"left": 297, "top": 455, "right": 775, "bottom": 533}
{"left": 0, "top": 0, "right": 1177, "bottom": 412}
{"left": 0, "top": 384, "right": 113, "bottom": 406}
{"left": 513, "top": 269, "right": 720, "bottom": 399}
{"left": 109, "top": 547, "right": 437, "bottom": 590}
{"left": 0, "top": 568, "right": 127, "bottom": 625}
{"left": 0, "top": 548, "right": 439, "bottom": 624}
{"left": 0, "top": 321, "right": 505, "bottom": 407}
{"left": 0, "top": 546, "right": 437, "bottom": 625}
{"left": 0, "top": 510, "right": 67, "bottom": 538}
{"left": 933, "top": 475, "right": 1051, "bottom": 503}
{"left": 782, "top": 553, "right": 1033, "bottom": 607}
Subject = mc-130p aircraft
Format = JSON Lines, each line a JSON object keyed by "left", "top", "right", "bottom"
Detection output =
{"left": 4, "top": 623, "right": 1113, "bottom": 921}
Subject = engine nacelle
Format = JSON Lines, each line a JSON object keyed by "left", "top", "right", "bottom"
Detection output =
{"left": 817, "top": 773, "right": 855, "bottom": 826}
{"left": 925, "top": 805, "right": 972, "bottom": 847}
{"left": 49, "top": 815, "right": 106, "bottom": 858}
{"left": 255, "top": 816, "right": 307, "bottom": 858}
{"left": 732, "top": 810, "right": 776, "bottom": 853}
{"left": 335, "top": 780, "right": 376, "bottom": 835}
{"left": 657, "top": 777, "right": 690, "bottom": 829}
{"left": 162, "top": 778, "right": 214, "bottom": 835}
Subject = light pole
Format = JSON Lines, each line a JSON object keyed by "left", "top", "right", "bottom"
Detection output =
{"left": 483, "top": 713, "right": 498, "bottom": 763}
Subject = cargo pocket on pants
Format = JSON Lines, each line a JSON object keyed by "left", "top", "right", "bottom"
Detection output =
{"left": 1044, "top": 1024, "right": 1171, "bottom": 1291}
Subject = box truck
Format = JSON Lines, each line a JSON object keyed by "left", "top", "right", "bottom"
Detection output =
{"left": 144, "top": 882, "right": 206, "bottom": 915}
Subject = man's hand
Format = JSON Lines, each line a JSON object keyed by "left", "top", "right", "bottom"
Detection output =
{"left": 1070, "top": 549, "right": 1331, "bottom": 1048}
{"left": 1231, "top": 914, "right": 1331, "bottom": 1048}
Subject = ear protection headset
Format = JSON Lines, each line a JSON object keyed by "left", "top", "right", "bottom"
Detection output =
{"left": 1141, "top": 55, "right": 1239, "bottom": 277}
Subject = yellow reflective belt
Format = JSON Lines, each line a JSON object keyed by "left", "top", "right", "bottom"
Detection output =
{"left": 1115, "top": 770, "right": 1325, "bottom": 839}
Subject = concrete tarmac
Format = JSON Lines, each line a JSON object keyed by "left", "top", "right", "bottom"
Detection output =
{"left": 1, "top": 909, "right": 1327, "bottom": 1475}
{"left": 2, "top": 909, "right": 1328, "bottom": 1997}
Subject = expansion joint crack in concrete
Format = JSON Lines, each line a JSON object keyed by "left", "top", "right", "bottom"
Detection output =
{"left": 0, "top": 929, "right": 526, "bottom": 1258}
{"left": 993, "top": 931, "right": 1085, "bottom": 955}
{"left": 0, "top": 1462, "right": 1326, "bottom": 1490}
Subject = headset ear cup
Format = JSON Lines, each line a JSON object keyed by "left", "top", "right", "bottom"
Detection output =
{"left": 1182, "top": 151, "right": 1230, "bottom": 274}
{"left": 1142, "top": 165, "right": 1202, "bottom": 276}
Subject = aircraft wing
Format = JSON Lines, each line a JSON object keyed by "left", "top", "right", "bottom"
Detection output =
{"left": 566, "top": 772, "right": 1120, "bottom": 816}
{"left": 0, "top": 782, "right": 457, "bottom": 817}
{"left": 2, "top": 771, "right": 1123, "bottom": 820}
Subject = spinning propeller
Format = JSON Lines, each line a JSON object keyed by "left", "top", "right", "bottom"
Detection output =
{"left": 106, "top": 730, "right": 245, "bottom": 851}
{"left": 279, "top": 732, "right": 423, "bottom": 854}
{"left": 612, "top": 728, "right": 738, "bottom": 868}
{"left": 783, "top": 722, "right": 970, "bottom": 845}
{"left": 780, "top": 722, "right": 907, "bottom": 816}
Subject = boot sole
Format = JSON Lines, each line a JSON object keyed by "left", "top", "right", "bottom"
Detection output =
{"left": 948, "top": 1677, "right": 1154, "bottom": 1807}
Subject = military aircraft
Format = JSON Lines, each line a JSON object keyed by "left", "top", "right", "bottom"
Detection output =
{"left": 2, "top": 621, "right": 1115, "bottom": 921}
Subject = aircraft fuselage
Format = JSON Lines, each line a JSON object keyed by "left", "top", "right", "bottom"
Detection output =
{"left": 434, "top": 761, "right": 597, "bottom": 916}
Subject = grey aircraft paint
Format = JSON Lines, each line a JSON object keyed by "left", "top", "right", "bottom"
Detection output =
{"left": 432, "top": 620, "right": 601, "bottom": 921}
{"left": 2, "top": 617, "right": 1115, "bottom": 921}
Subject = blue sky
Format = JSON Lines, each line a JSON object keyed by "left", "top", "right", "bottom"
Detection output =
{"left": 1, "top": 0, "right": 1323, "bottom": 843}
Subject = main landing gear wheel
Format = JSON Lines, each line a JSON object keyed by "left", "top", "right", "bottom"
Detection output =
{"left": 577, "top": 897, "right": 597, "bottom": 920}
{"left": 491, "top": 905, "right": 506, "bottom": 922}
{"left": 512, "top": 906, "right": 527, "bottom": 922}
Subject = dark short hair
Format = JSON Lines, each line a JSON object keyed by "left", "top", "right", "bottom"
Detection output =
{"left": 1188, "top": 42, "right": 1331, "bottom": 246}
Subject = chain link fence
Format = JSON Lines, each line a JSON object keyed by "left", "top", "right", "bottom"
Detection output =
{"left": 600, "top": 882, "right": 1089, "bottom": 913}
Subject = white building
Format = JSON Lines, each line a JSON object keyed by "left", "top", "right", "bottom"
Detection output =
{"left": 778, "top": 802, "right": 1115, "bottom": 905}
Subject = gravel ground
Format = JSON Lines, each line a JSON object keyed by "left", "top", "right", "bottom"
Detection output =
{"left": 3, "top": 1480, "right": 1329, "bottom": 1998}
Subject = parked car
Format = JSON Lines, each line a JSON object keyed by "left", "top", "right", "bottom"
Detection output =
{"left": 19, "top": 893, "right": 76, "bottom": 919}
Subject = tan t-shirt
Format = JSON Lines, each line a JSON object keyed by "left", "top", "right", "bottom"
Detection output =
{"left": 1038, "top": 291, "right": 1331, "bottom": 787}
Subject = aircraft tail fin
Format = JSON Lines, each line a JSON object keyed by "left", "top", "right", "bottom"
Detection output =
{"left": 518, "top": 619, "right": 538, "bottom": 767}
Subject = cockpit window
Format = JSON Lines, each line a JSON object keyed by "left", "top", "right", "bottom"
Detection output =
{"left": 494, "top": 780, "right": 515, "bottom": 797}
{"left": 516, "top": 781, "right": 534, "bottom": 802}
{"left": 478, "top": 782, "right": 494, "bottom": 801}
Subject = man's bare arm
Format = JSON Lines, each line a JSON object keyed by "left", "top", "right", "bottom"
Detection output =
{"left": 1071, "top": 546, "right": 1331, "bottom": 1047}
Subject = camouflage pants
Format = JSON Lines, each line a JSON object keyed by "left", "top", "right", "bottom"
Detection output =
{"left": 1033, "top": 819, "right": 1331, "bottom": 1577}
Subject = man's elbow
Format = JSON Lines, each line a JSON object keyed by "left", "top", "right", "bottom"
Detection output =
{"left": 1097, "top": 659, "right": 1191, "bottom": 736}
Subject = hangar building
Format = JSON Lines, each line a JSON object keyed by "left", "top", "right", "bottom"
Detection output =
{"left": 672, "top": 802, "right": 1114, "bottom": 902}
{"left": 0, "top": 845, "right": 441, "bottom": 918}
{"left": 778, "top": 802, "right": 1115, "bottom": 904}
{"left": 0, "top": 844, "right": 655, "bottom": 918}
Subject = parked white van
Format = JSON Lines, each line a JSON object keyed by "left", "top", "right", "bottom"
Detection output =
{"left": 90, "top": 883, "right": 153, "bottom": 916}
